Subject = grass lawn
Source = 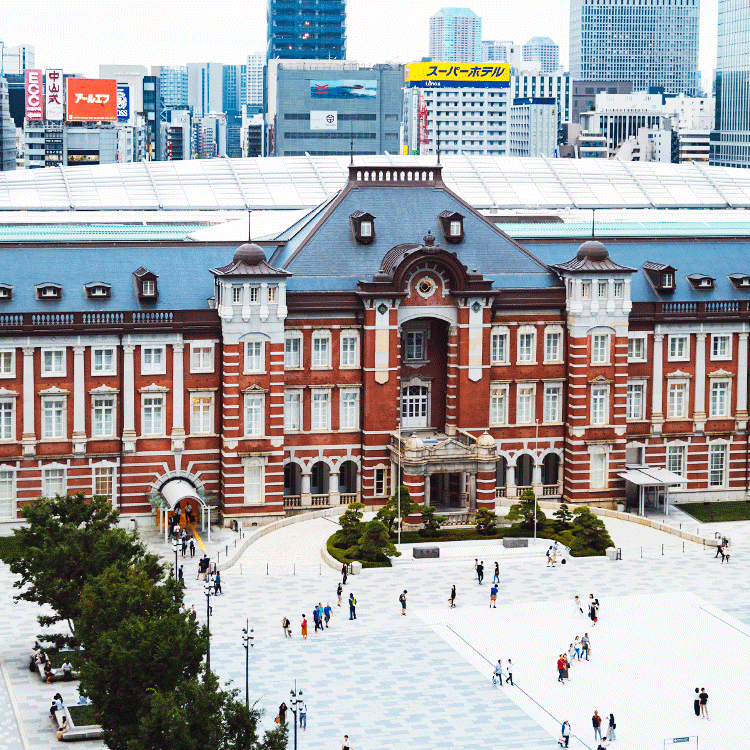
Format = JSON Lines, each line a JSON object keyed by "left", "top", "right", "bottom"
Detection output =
{"left": 68, "top": 704, "right": 99, "bottom": 727}
{"left": 47, "top": 651, "right": 75, "bottom": 669}
{"left": 675, "top": 500, "right": 750, "bottom": 523}
{"left": 0, "top": 535, "right": 21, "bottom": 563}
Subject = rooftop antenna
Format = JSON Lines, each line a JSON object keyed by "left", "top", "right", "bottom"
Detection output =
{"left": 350, "top": 125, "right": 354, "bottom": 165}
{"left": 248, "top": 210, "right": 252, "bottom": 241}
{"left": 591, "top": 208, "right": 595, "bottom": 238}
{"left": 436, "top": 123, "right": 441, "bottom": 166}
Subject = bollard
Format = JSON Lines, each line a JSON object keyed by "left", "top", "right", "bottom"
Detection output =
{"left": 266, "top": 562, "right": 268, "bottom": 575}
{"left": 662, "top": 544, "right": 664, "bottom": 555}
{"left": 294, "top": 563, "right": 296, "bottom": 576}
{"left": 683, "top": 541, "right": 685, "bottom": 553}
{"left": 226, "top": 544, "right": 228, "bottom": 556}
{"left": 641, "top": 546, "right": 642, "bottom": 558}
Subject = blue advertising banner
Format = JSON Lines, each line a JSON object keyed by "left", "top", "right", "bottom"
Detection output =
{"left": 311, "top": 80, "right": 377, "bottom": 99}
{"left": 116, "top": 85, "right": 130, "bottom": 121}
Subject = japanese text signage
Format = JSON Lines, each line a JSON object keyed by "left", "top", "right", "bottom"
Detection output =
{"left": 25, "top": 69, "right": 44, "bottom": 120}
{"left": 66, "top": 79, "right": 117, "bottom": 121}
{"left": 45, "top": 69, "right": 64, "bottom": 121}
{"left": 404, "top": 62, "right": 510, "bottom": 88}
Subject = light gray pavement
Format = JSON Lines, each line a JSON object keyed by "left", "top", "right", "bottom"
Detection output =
{"left": 0, "top": 510, "right": 747, "bottom": 750}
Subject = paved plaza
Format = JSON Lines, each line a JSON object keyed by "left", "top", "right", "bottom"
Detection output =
{"left": 0, "top": 511, "right": 748, "bottom": 750}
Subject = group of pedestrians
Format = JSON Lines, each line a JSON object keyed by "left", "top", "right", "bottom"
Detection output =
{"left": 491, "top": 658, "right": 514, "bottom": 687}
{"left": 556, "top": 633, "right": 590, "bottom": 683}
{"left": 715, "top": 536, "right": 731, "bottom": 564}
{"left": 546, "top": 541, "right": 562, "bottom": 567}
{"left": 693, "top": 687, "right": 709, "bottom": 719}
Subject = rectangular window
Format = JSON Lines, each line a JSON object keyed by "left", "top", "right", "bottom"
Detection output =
{"left": 491, "top": 330, "right": 508, "bottom": 364}
{"left": 404, "top": 331, "right": 426, "bottom": 361}
{"left": 312, "top": 390, "right": 330, "bottom": 431}
{"left": 92, "top": 348, "right": 115, "bottom": 374}
{"left": 339, "top": 389, "right": 359, "bottom": 430}
{"left": 0, "top": 401, "right": 14, "bottom": 440}
{"left": 709, "top": 380, "right": 730, "bottom": 418}
{"left": 249, "top": 286, "right": 259, "bottom": 303}
{"left": 374, "top": 467, "right": 386, "bottom": 496}
{"left": 581, "top": 281, "right": 591, "bottom": 299}
{"left": 245, "top": 341, "right": 263, "bottom": 373}
{"left": 190, "top": 345, "right": 214, "bottom": 373}
{"left": 543, "top": 384, "right": 562, "bottom": 423}
{"left": 312, "top": 333, "right": 331, "bottom": 368}
{"left": 517, "top": 330, "right": 536, "bottom": 363}
{"left": 490, "top": 386, "right": 507, "bottom": 425}
{"left": 93, "top": 466, "right": 113, "bottom": 498}
{"left": 0, "top": 470, "right": 13, "bottom": 518}
{"left": 666, "top": 444, "right": 686, "bottom": 479}
{"left": 267, "top": 286, "right": 277, "bottom": 303}
{"left": 628, "top": 337, "right": 646, "bottom": 361}
{"left": 614, "top": 281, "right": 624, "bottom": 298}
{"left": 709, "top": 444, "right": 727, "bottom": 487}
{"left": 191, "top": 394, "right": 213, "bottom": 434}
{"left": 43, "top": 468, "right": 65, "bottom": 498}
{"left": 668, "top": 335, "right": 689, "bottom": 361}
{"left": 244, "top": 395, "right": 264, "bottom": 437}
{"left": 42, "top": 397, "right": 65, "bottom": 439}
{"left": 592, "top": 334, "right": 609, "bottom": 364}
{"left": 598, "top": 281, "right": 608, "bottom": 299}
{"left": 284, "top": 335, "right": 301, "bottom": 368}
{"left": 591, "top": 385, "right": 608, "bottom": 425}
{"left": 142, "top": 346, "right": 165, "bottom": 373}
{"left": 232, "top": 285, "right": 243, "bottom": 303}
{"left": 245, "top": 465, "right": 263, "bottom": 504}
{"left": 590, "top": 452, "right": 607, "bottom": 489}
{"left": 284, "top": 390, "right": 301, "bottom": 432}
{"left": 516, "top": 385, "right": 535, "bottom": 424}
{"left": 142, "top": 279, "right": 155, "bottom": 296}
{"left": 667, "top": 381, "right": 688, "bottom": 419}
{"left": 545, "top": 331, "right": 562, "bottom": 362}
{"left": 711, "top": 334, "right": 731, "bottom": 360}
{"left": 142, "top": 396, "right": 164, "bottom": 435}
{"left": 92, "top": 396, "right": 115, "bottom": 437}
{"left": 42, "top": 349, "right": 65, "bottom": 376}
{"left": 626, "top": 382, "right": 644, "bottom": 420}
{"left": 341, "top": 334, "right": 359, "bottom": 368}
{"left": 0, "top": 350, "right": 13, "bottom": 377}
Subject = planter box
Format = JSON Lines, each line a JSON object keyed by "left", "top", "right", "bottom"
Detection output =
{"left": 413, "top": 546, "right": 440, "bottom": 559}
{"left": 502, "top": 538, "right": 528, "bottom": 548}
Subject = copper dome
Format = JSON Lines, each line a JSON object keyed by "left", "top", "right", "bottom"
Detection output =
{"left": 233, "top": 242, "right": 266, "bottom": 265}
{"left": 576, "top": 240, "right": 609, "bottom": 262}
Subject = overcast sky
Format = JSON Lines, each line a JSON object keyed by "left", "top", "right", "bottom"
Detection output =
{"left": 3, "top": 0, "right": 718, "bottom": 88}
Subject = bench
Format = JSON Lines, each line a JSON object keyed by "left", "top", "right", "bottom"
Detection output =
{"left": 51, "top": 706, "right": 104, "bottom": 742}
{"left": 37, "top": 662, "right": 79, "bottom": 683}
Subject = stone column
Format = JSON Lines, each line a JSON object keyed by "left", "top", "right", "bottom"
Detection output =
{"left": 506, "top": 463, "right": 517, "bottom": 498}
{"left": 532, "top": 459, "right": 543, "bottom": 495}
{"left": 475, "top": 466, "right": 496, "bottom": 510}
{"left": 71, "top": 346, "right": 86, "bottom": 454}
{"left": 459, "top": 472, "right": 467, "bottom": 506}
{"left": 737, "top": 333, "right": 749, "bottom": 430}
{"left": 171, "top": 342, "right": 185, "bottom": 452}
{"left": 122, "top": 344, "right": 136, "bottom": 454}
{"left": 21, "top": 347, "right": 35, "bottom": 457}
{"left": 329, "top": 470, "right": 340, "bottom": 506}
{"left": 651, "top": 334, "right": 664, "bottom": 434}
{"left": 356, "top": 466, "right": 362, "bottom": 500}
{"left": 300, "top": 471, "right": 312, "bottom": 506}
{"left": 693, "top": 333, "right": 706, "bottom": 433}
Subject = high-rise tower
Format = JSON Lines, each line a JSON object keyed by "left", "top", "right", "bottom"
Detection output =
{"left": 267, "top": 0, "right": 346, "bottom": 61}
{"left": 429, "top": 8, "right": 481, "bottom": 63}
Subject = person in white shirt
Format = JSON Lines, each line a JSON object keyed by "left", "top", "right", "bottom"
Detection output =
{"left": 298, "top": 699, "right": 307, "bottom": 730}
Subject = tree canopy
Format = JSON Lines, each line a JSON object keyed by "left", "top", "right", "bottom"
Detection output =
{"left": 375, "top": 486, "right": 416, "bottom": 533}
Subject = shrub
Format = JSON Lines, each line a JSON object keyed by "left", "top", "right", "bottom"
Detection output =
{"left": 337, "top": 502, "right": 365, "bottom": 548}
{"left": 475, "top": 507, "right": 498, "bottom": 535}
{"left": 568, "top": 507, "right": 614, "bottom": 557}
{"left": 346, "top": 519, "right": 401, "bottom": 563}
{"left": 376, "top": 486, "right": 416, "bottom": 533}
{"left": 419, "top": 505, "right": 447, "bottom": 538}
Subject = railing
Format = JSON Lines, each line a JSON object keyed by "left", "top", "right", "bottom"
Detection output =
{"left": 339, "top": 493, "right": 358, "bottom": 504}
{"left": 283, "top": 495, "right": 301, "bottom": 507}
{"left": 457, "top": 429, "right": 478, "bottom": 447}
{"left": 632, "top": 300, "right": 750, "bottom": 322}
{"left": 495, "top": 486, "right": 507, "bottom": 498}
{"left": 515, "top": 485, "right": 532, "bottom": 494}
{"left": 0, "top": 309, "right": 216, "bottom": 331}
{"left": 310, "top": 494, "right": 330, "bottom": 506}
{"left": 543, "top": 484, "right": 562, "bottom": 496}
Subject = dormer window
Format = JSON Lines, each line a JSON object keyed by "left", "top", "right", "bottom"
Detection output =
{"left": 729, "top": 273, "right": 750, "bottom": 289}
{"left": 438, "top": 210, "right": 464, "bottom": 244}
{"left": 663, "top": 273, "right": 674, "bottom": 289}
{"left": 0, "top": 284, "right": 12, "bottom": 300}
{"left": 349, "top": 211, "right": 376, "bottom": 245}
{"left": 84, "top": 282, "right": 112, "bottom": 299}
{"left": 133, "top": 267, "right": 159, "bottom": 301}
{"left": 687, "top": 273, "right": 715, "bottom": 290}
{"left": 35, "top": 283, "right": 62, "bottom": 300}
{"left": 643, "top": 262, "right": 677, "bottom": 294}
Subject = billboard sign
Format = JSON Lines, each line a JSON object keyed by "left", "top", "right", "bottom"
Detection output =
{"left": 45, "top": 69, "right": 64, "bottom": 121}
{"left": 310, "top": 111, "right": 337, "bottom": 130}
{"left": 311, "top": 80, "right": 377, "bottom": 99}
{"left": 116, "top": 85, "right": 130, "bottom": 121}
{"left": 405, "top": 62, "right": 510, "bottom": 88}
{"left": 25, "top": 69, "right": 44, "bottom": 120}
{"left": 66, "top": 78, "right": 117, "bottom": 121}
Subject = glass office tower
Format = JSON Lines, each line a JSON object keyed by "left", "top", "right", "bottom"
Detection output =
{"left": 570, "top": 0, "right": 700, "bottom": 96}
{"left": 267, "top": 0, "right": 346, "bottom": 60}
{"left": 711, "top": 0, "right": 750, "bottom": 167}
{"left": 429, "top": 8, "right": 482, "bottom": 63}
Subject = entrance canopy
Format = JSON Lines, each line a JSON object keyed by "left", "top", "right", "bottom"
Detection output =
{"left": 150, "top": 478, "right": 212, "bottom": 543}
{"left": 618, "top": 465, "right": 686, "bottom": 516}
{"left": 161, "top": 478, "right": 202, "bottom": 509}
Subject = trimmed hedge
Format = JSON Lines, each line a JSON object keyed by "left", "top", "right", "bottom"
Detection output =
{"left": 395, "top": 527, "right": 514, "bottom": 544}
{"left": 0, "top": 535, "right": 21, "bottom": 563}
{"left": 326, "top": 532, "right": 392, "bottom": 568}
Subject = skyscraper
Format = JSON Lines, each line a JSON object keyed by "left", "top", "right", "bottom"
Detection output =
{"left": 429, "top": 8, "right": 481, "bottom": 63}
{"left": 522, "top": 37, "right": 559, "bottom": 74}
{"left": 0, "top": 77, "right": 16, "bottom": 170}
{"left": 160, "top": 66, "right": 189, "bottom": 110}
{"left": 267, "top": 0, "right": 346, "bottom": 61}
{"left": 247, "top": 54, "right": 264, "bottom": 114}
{"left": 569, "top": 0, "right": 700, "bottom": 96}
{"left": 223, "top": 64, "right": 247, "bottom": 113}
{"left": 710, "top": 0, "right": 750, "bottom": 167}
{"left": 187, "top": 63, "right": 223, "bottom": 118}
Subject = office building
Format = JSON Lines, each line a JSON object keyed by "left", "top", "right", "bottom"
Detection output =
{"left": 1, "top": 44, "right": 34, "bottom": 75}
{"left": 24, "top": 121, "right": 119, "bottom": 168}
{"left": 429, "top": 8, "right": 481, "bottom": 63}
{"left": 570, "top": 80, "right": 632, "bottom": 127}
{"left": 159, "top": 66, "right": 189, "bottom": 110}
{"left": 512, "top": 72, "right": 570, "bottom": 139}
{"left": 267, "top": 0, "right": 346, "bottom": 61}
{"left": 223, "top": 64, "right": 247, "bottom": 113}
{"left": 243, "top": 112, "right": 264, "bottom": 156}
{"left": 163, "top": 109, "right": 192, "bottom": 160}
{"left": 509, "top": 97, "right": 558, "bottom": 157}
{"left": 187, "top": 63, "right": 223, "bottom": 119}
{"left": 247, "top": 54, "right": 264, "bottom": 114}
{"left": 482, "top": 41, "right": 518, "bottom": 66}
{"left": 0, "top": 77, "right": 15, "bottom": 170}
{"left": 710, "top": 0, "right": 750, "bottom": 167}
{"left": 569, "top": 0, "right": 700, "bottom": 96}
{"left": 99, "top": 65, "right": 147, "bottom": 126}
{"left": 270, "top": 61, "right": 402, "bottom": 156}
{"left": 522, "top": 37, "right": 559, "bottom": 75}
{"left": 195, "top": 112, "right": 226, "bottom": 158}
{"left": 143, "top": 76, "right": 162, "bottom": 160}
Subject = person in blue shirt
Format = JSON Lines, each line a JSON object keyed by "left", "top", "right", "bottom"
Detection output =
{"left": 348, "top": 593, "right": 356, "bottom": 619}
{"left": 323, "top": 603, "right": 332, "bottom": 628}
{"left": 490, "top": 583, "right": 498, "bottom": 607}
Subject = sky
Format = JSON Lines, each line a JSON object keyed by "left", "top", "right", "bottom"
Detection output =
{"left": 2, "top": 0, "right": 718, "bottom": 88}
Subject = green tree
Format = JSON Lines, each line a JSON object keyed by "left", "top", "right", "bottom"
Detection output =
{"left": 8, "top": 493, "right": 160, "bottom": 647}
{"left": 506, "top": 490, "right": 547, "bottom": 535}
{"left": 346, "top": 519, "right": 401, "bottom": 562}
{"left": 568, "top": 507, "right": 615, "bottom": 557}
{"left": 475, "top": 507, "right": 498, "bottom": 535}
{"left": 375, "top": 486, "right": 416, "bottom": 534}
{"left": 553, "top": 503, "right": 573, "bottom": 525}
{"left": 337, "top": 501, "right": 365, "bottom": 548}
{"left": 419, "top": 505, "right": 447, "bottom": 538}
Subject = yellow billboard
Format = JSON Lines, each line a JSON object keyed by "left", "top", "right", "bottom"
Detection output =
{"left": 405, "top": 62, "right": 510, "bottom": 88}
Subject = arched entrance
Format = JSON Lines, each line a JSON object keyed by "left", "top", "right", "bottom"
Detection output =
{"left": 152, "top": 476, "right": 212, "bottom": 543}
{"left": 496, "top": 457, "right": 508, "bottom": 497}
{"left": 541, "top": 454, "right": 560, "bottom": 488}
{"left": 516, "top": 454, "right": 534, "bottom": 489}
{"left": 338, "top": 460, "right": 358, "bottom": 501}
{"left": 284, "top": 463, "right": 303, "bottom": 506}
{"left": 310, "top": 461, "right": 329, "bottom": 502}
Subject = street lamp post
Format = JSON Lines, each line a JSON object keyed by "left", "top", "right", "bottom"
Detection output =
{"left": 203, "top": 579, "right": 212, "bottom": 671}
{"left": 289, "top": 680, "right": 303, "bottom": 750}
{"left": 171, "top": 537, "right": 179, "bottom": 578}
{"left": 241, "top": 619, "right": 253, "bottom": 707}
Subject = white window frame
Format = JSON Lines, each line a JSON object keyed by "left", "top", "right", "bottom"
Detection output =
{"left": 667, "top": 379, "right": 689, "bottom": 420}
{"left": 311, "top": 330, "right": 332, "bottom": 368}
{"left": 244, "top": 464, "right": 264, "bottom": 504}
{"left": 517, "top": 326, "right": 537, "bottom": 364}
{"left": 490, "top": 384, "right": 508, "bottom": 426}
{"left": 231, "top": 285, "right": 243, "bottom": 304}
{"left": 597, "top": 281, "right": 608, "bottom": 299}
{"left": 581, "top": 281, "right": 591, "bottom": 300}
{"left": 190, "top": 392, "right": 214, "bottom": 435}
{"left": 491, "top": 327, "right": 509, "bottom": 364}
{"left": 591, "top": 333, "right": 610, "bottom": 365}
{"left": 374, "top": 466, "right": 387, "bottom": 497}
{"left": 516, "top": 383, "right": 536, "bottom": 424}
{"left": 543, "top": 382, "right": 562, "bottom": 424}
{"left": 544, "top": 328, "right": 562, "bottom": 363}
{"left": 141, "top": 394, "right": 165, "bottom": 436}
{"left": 666, "top": 443, "right": 686, "bottom": 486}
{"left": 708, "top": 442, "right": 728, "bottom": 488}
{"left": 267, "top": 285, "right": 277, "bottom": 303}
{"left": 284, "top": 389, "right": 302, "bottom": 432}
{"left": 41, "top": 396, "right": 66, "bottom": 440}
{"left": 589, "top": 450, "right": 608, "bottom": 490}
{"left": 244, "top": 340, "right": 265, "bottom": 374}
{"left": 93, "top": 465, "right": 114, "bottom": 498}
{"left": 142, "top": 279, "right": 156, "bottom": 297}
{"left": 249, "top": 286, "right": 260, "bottom": 304}
{"left": 91, "top": 395, "right": 115, "bottom": 438}
{"left": 141, "top": 346, "right": 166, "bottom": 375}
{"left": 628, "top": 336, "right": 646, "bottom": 362}
{"left": 710, "top": 334, "right": 732, "bottom": 361}
{"left": 668, "top": 335, "right": 689, "bottom": 362}
{"left": 244, "top": 394, "right": 265, "bottom": 438}
{"left": 613, "top": 281, "right": 624, "bottom": 299}
{"left": 590, "top": 384, "right": 609, "bottom": 425}
{"left": 340, "top": 331, "right": 360, "bottom": 368}
{"left": 0, "top": 350, "right": 15, "bottom": 378}
{"left": 626, "top": 380, "right": 646, "bottom": 420}
{"left": 311, "top": 388, "right": 331, "bottom": 431}
{"left": 709, "top": 379, "right": 731, "bottom": 418}
{"left": 41, "top": 348, "right": 66, "bottom": 377}
{"left": 0, "top": 399, "right": 15, "bottom": 441}
{"left": 92, "top": 347, "right": 116, "bottom": 375}
{"left": 190, "top": 343, "right": 215, "bottom": 373}
{"left": 0, "top": 469, "right": 14, "bottom": 518}
{"left": 42, "top": 466, "right": 66, "bottom": 498}
{"left": 404, "top": 329, "right": 427, "bottom": 362}
{"left": 339, "top": 388, "right": 360, "bottom": 431}
{"left": 284, "top": 332, "right": 302, "bottom": 369}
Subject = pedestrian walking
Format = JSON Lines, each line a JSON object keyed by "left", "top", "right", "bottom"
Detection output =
{"left": 301, "top": 615, "right": 307, "bottom": 639}
{"left": 506, "top": 658, "right": 514, "bottom": 686}
{"left": 337, "top": 582, "right": 343, "bottom": 607}
{"left": 313, "top": 608, "right": 321, "bottom": 632}
{"left": 699, "top": 688, "right": 709, "bottom": 719}
{"left": 607, "top": 713, "right": 616, "bottom": 740}
{"left": 282, "top": 617, "right": 291, "bottom": 638}
{"left": 492, "top": 659, "right": 503, "bottom": 685}
{"left": 298, "top": 699, "right": 307, "bottom": 731}
{"left": 449, "top": 584, "right": 456, "bottom": 608}
{"left": 573, "top": 596, "right": 584, "bottom": 617}
{"left": 573, "top": 636, "right": 581, "bottom": 661}
{"left": 581, "top": 633, "right": 590, "bottom": 660}
{"left": 693, "top": 687, "right": 700, "bottom": 716}
{"left": 324, "top": 602, "right": 332, "bottom": 627}
{"left": 189, "top": 536, "right": 196, "bottom": 557}
{"left": 715, "top": 536, "right": 723, "bottom": 558}
{"left": 189, "top": 604, "right": 197, "bottom": 620}
{"left": 181, "top": 536, "right": 187, "bottom": 557}
{"left": 341, "top": 563, "right": 348, "bottom": 585}
{"left": 592, "top": 711, "right": 602, "bottom": 741}
{"left": 214, "top": 571, "right": 222, "bottom": 595}
{"left": 563, "top": 652, "right": 570, "bottom": 681}
{"left": 342, "top": 735, "right": 350, "bottom": 750}
{"left": 474, "top": 558, "right": 479, "bottom": 580}
{"left": 177, "top": 565, "right": 184, "bottom": 581}
{"left": 278, "top": 702, "right": 287, "bottom": 724}
{"left": 399, "top": 590, "right": 407, "bottom": 615}
{"left": 493, "top": 561, "right": 500, "bottom": 583}
{"left": 490, "top": 583, "right": 498, "bottom": 607}
{"left": 557, "top": 655, "right": 566, "bottom": 684}
{"left": 547, "top": 546, "right": 554, "bottom": 567}
{"left": 349, "top": 592, "right": 357, "bottom": 620}
{"left": 477, "top": 560, "right": 484, "bottom": 584}
{"left": 721, "top": 541, "right": 731, "bottom": 563}
{"left": 561, "top": 720, "right": 571, "bottom": 747}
